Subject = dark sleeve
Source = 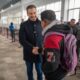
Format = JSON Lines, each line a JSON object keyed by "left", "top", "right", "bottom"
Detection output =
{"left": 43, "top": 35, "right": 63, "bottom": 73}
{"left": 19, "top": 23, "right": 33, "bottom": 49}
{"left": 73, "top": 27, "right": 78, "bottom": 37}
{"left": 60, "top": 39, "right": 64, "bottom": 60}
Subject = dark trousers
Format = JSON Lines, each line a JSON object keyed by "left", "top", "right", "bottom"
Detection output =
{"left": 11, "top": 30, "right": 15, "bottom": 42}
{"left": 25, "top": 61, "right": 43, "bottom": 80}
{"left": 45, "top": 66, "right": 67, "bottom": 80}
{"left": 77, "top": 40, "right": 80, "bottom": 59}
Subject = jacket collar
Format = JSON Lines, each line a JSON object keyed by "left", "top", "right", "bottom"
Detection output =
{"left": 42, "top": 20, "right": 61, "bottom": 35}
{"left": 28, "top": 18, "right": 39, "bottom": 23}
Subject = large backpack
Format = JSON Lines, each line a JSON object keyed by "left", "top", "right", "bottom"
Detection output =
{"left": 44, "top": 32, "right": 78, "bottom": 72}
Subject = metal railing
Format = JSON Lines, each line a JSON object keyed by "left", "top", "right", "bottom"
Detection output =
{"left": 0, "top": 27, "right": 19, "bottom": 41}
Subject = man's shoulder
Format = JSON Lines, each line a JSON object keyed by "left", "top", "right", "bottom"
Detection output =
{"left": 37, "top": 19, "right": 41, "bottom": 22}
{"left": 37, "top": 19, "right": 41, "bottom": 24}
{"left": 20, "top": 21, "right": 30, "bottom": 30}
{"left": 21, "top": 20, "right": 28, "bottom": 26}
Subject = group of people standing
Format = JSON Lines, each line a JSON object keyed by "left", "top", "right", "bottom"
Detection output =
{"left": 18, "top": 4, "right": 80, "bottom": 80}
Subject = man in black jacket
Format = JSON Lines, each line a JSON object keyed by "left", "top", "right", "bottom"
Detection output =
{"left": 68, "top": 19, "right": 78, "bottom": 36}
{"left": 19, "top": 5, "right": 43, "bottom": 80}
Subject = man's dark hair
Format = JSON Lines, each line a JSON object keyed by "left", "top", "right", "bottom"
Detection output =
{"left": 41, "top": 10, "right": 56, "bottom": 22}
{"left": 71, "top": 19, "right": 75, "bottom": 21}
{"left": 26, "top": 4, "right": 36, "bottom": 11}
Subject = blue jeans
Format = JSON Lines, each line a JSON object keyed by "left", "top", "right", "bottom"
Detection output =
{"left": 25, "top": 61, "right": 43, "bottom": 80}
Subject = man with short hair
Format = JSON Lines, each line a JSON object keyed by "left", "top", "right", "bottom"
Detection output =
{"left": 19, "top": 5, "right": 43, "bottom": 80}
{"left": 41, "top": 10, "right": 69, "bottom": 80}
{"left": 68, "top": 19, "right": 78, "bottom": 36}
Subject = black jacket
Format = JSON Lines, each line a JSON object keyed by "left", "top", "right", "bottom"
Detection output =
{"left": 19, "top": 19, "right": 42, "bottom": 62}
{"left": 43, "top": 24, "right": 71, "bottom": 80}
{"left": 67, "top": 23, "right": 78, "bottom": 37}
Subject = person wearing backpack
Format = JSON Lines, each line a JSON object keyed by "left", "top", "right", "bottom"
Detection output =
{"left": 40, "top": 10, "right": 77, "bottom": 80}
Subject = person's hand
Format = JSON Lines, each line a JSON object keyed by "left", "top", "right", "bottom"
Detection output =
{"left": 32, "top": 47, "right": 39, "bottom": 55}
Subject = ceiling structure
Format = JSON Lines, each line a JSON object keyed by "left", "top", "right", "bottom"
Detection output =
{"left": 0, "top": 0, "right": 61, "bottom": 16}
{"left": 0, "top": 0, "right": 21, "bottom": 11}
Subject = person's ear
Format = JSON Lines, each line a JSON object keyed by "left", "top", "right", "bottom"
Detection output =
{"left": 41, "top": 20, "right": 46, "bottom": 28}
{"left": 44, "top": 20, "right": 48, "bottom": 26}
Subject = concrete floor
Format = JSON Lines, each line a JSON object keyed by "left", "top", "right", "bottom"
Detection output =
{"left": 0, "top": 35, "right": 80, "bottom": 80}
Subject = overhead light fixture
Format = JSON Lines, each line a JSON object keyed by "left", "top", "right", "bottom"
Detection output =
{"left": 1, "top": 9, "right": 4, "bottom": 12}
{"left": 10, "top": 4, "right": 13, "bottom": 7}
